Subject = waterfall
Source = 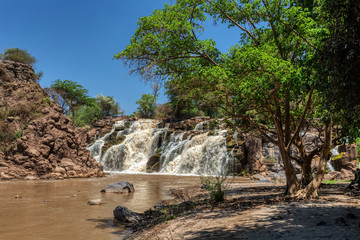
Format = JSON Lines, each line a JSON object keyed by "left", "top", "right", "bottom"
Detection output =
{"left": 327, "top": 146, "right": 339, "bottom": 172}
{"left": 159, "top": 130, "right": 231, "bottom": 175}
{"left": 87, "top": 120, "right": 234, "bottom": 175}
{"left": 327, "top": 161, "right": 335, "bottom": 172}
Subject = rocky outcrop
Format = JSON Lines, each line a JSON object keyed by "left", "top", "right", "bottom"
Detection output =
{"left": 332, "top": 144, "right": 358, "bottom": 172}
{"left": 113, "top": 206, "right": 143, "bottom": 224}
{"left": 0, "top": 60, "right": 104, "bottom": 180}
{"left": 101, "top": 181, "right": 135, "bottom": 193}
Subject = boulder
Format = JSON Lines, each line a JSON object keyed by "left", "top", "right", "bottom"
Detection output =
{"left": 146, "top": 153, "right": 161, "bottom": 172}
{"left": 113, "top": 206, "right": 143, "bottom": 224}
{"left": 101, "top": 181, "right": 135, "bottom": 193}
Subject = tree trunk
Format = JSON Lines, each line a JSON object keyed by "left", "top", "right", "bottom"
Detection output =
{"left": 281, "top": 149, "right": 299, "bottom": 195}
{"left": 296, "top": 120, "right": 332, "bottom": 199}
{"left": 301, "top": 158, "right": 312, "bottom": 187}
{"left": 72, "top": 108, "right": 76, "bottom": 124}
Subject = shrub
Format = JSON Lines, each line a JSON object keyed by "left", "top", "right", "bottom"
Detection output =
{"left": 201, "top": 175, "right": 228, "bottom": 203}
{"left": 1, "top": 48, "right": 37, "bottom": 66}
{"left": 74, "top": 103, "right": 102, "bottom": 127}
{"left": 43, "top": 97, "right": 53, "bottom": 106}
{"left": 14, "top": 129, "right": 22, "bottom": 139}
{"left": 155, "top": 103, "right": 172, "bottom": 119}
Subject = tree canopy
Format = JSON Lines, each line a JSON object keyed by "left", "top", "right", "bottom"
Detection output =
{"left": 96, "top": 94, "right": 124, "bottom": 118}
{"left": 135, "top": 94, "right": 156, "bottom": 118}
{"left": 116, "top": 0, "right": 333, "bottom": 198}
{"left": 50, "top": 79, "right": 93, "bottom": 123}
{"left": 316, "top": 0, "right": 360, "bottom": 142}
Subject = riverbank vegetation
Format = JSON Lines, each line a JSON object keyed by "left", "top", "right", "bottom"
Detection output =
{"left": 116, "top": 0, "right": 360, "bottom": 199}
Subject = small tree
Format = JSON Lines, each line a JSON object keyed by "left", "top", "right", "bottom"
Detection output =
{"left": 135, "top": 94, "right": 156, "bottom": 118}
{"left": 74, "top": 102, "right": 102, "bottom": 127}
{"left": 50, "top": 79, "right": 92, "bottom": 123}
{"left": 96, "top": 94, "right": 123, "bottom": 118}
{"left": 1, "top": 48, "right": 37, "bottom": 66}
{"left": 151, "top": 82, "right": 161, "bottom": 107}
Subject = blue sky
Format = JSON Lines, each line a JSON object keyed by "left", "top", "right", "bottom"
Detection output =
{"left": 0, "top": 0, "right": 239, "bottom": 114}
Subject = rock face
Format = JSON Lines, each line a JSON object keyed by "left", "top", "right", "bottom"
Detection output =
{"left": 0, "top": 60, "right": 104, "bottom": 179}
{"left": 101, "top": 181, "right": 135, "bottom": 193}
{"left": 113, "top": 206, "right": 143, "bottom": 224}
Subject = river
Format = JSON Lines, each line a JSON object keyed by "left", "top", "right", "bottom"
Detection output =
{"left": 0, "top": 174, "right": 251, "bottom": 240}
{"left": 0, "top": 174, "right": 204, "bottom": 239}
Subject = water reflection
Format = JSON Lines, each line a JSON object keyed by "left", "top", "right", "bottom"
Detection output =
{"left": 0, "top": 173, "right": 249, "bottom": 240}
{"left": 0, "top": 174, "right": 201, "bottom": 240}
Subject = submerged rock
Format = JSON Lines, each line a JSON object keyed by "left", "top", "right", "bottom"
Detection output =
{"left": 113, "top": 206, "right": 143, "bottom": 224}
{"left": 101, "top": 181, "right": 135, "bottom": 193}
{"left": 87, "top": 199, "right": 103, "bottom": 205}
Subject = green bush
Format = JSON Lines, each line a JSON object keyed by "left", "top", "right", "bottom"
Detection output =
{"left": 14, "top": 129, "right": 22, "bottom": 139}
{"left": 43, "top": 97, "right": 53, "bottom": 106}
{"left": 1, "top": 48, "right": 37, "bottom": 66}
{"left": 74, "top": 103, "right": 102, "bottom": 127}
{"left": 201, "top": 175, "right": 228, "bottom": 203}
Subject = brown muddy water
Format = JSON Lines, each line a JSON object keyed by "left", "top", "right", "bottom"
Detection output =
{"left": 0, "top": 174, "right": 249, "bottom": 240}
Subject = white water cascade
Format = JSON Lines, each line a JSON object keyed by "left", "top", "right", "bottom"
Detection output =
{"left": 327, "top": 146, "right": 339, "bottom": 172}
{"left": 87, "top": 119, "right": 234, "bottom": 175}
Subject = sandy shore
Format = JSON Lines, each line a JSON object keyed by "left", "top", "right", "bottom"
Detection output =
{"left": 127, "top": 182, "right": 360, "bottom": 240}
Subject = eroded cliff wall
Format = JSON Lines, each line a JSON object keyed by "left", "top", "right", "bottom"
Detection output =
{"left": 0, "top": 60, "right": 104, "bottom": 179}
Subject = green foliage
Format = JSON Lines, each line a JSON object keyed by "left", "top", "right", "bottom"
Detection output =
{"left": 74, "top": 102, "right": 102, "bottom": 127}
{"left": 201, "top": 175, "right": 228, "bottom": 203}
{"left": 96, "top": 94, "right": 123, "bottom": 117}
{"left": 156, "top": 201, "right": 195, "bottom": 222}
{"left": 43, "top": 97, "right": 53, "bottom": 106}
{"left": 14, "top": 129, "right": 22, "bottom": 139}
{"left": 322, "top": 179, "right": 351, "bottom": 184}
{"left": 316, "top": 0, "right": 360, "bottom": 142}
{"left": 154, "top": 103, "right": 172, "bottom": 119}
{"left": 0, "top": 48, "right": 37, "bottom": 66}
{"left": 6, "top": 103, "right": 41, "bottom": 121}
{"left": 209, "top": 120, "right": 219, "bottom": 129}
{"left": 118, "top": 0, "right": 332, "bottom": 195}
{"left": 50, "top": 79, "right": 93, "bottom": 123}
{"left": 135, "top": 94, "right": 156, "bottom": 118}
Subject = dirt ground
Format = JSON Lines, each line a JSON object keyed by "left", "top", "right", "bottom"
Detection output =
{"left": 127, "top": 181, "right": 360, "bottom": 240}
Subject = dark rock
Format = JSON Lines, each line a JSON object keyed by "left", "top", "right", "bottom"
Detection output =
{"left": 316, "top": 221, "right": 328, "bottom": 226}
{"left": 271, "top": 215, "right": 284, "bottom": 220}
{"left": 113, "top": 206, "right": 143, "bottom": 224}
{"left": 101, "top": 181, "right": 135, "bottom": 193}
{"left": 347, "top": 213, "right": 358, "bottom": 219}
{"left": 146, "top": 153, "right": 161, "bottom": 172}
{"left": 335, "top": 217, "right": 348, "bottom": 226}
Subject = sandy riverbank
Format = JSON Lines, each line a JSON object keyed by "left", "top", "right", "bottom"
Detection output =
{"left": 127, "top": 181, "right": 360, "bottom": 240}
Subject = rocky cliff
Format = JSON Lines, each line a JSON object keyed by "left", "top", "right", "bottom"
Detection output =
{"left": 0, "top": 60, "right": 104, "bottom": 179}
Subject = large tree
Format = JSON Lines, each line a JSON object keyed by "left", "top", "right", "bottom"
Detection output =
{"left": 316, "top": 0, "right": 360, "bottom": 142}
{"left": 116, "top": 0, "right": 330, "bottom": 198}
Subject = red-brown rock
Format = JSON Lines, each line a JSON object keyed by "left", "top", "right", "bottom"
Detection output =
{"left": 0, "top": 60, "right": 104, "bottom": 180}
